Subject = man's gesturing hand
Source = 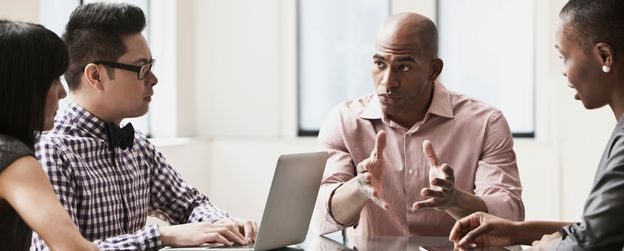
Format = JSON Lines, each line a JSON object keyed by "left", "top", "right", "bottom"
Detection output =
{"left": 411, "top": 140, "right": 457, "bottom": 211}
{"left": 356, "top": 130, "right": 389, "bottom": 210}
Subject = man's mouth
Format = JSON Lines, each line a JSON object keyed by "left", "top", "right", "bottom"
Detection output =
{"left": 378, "top": 94, "right": 401, "bottom": 104}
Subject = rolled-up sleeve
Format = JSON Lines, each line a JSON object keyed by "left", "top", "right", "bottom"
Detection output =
{"left": 312, "top": 106, "right": 360, "bottom": 234}
{"left": 147, "top": 143, "right": 229, "bottom": 225}
{"left": 474, "top": 111, "right": 525, "bottom": 221}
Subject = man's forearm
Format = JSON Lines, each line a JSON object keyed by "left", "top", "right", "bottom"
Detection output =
{"left": 445, "top": 189, "right": 488, "bottom": 220}
{"left": 330, "top": 178, "right": 370, "bottom": 226}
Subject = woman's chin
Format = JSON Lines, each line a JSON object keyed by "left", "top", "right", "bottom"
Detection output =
{"left": 43, "top": 121, "right": 54, "bottom": 131}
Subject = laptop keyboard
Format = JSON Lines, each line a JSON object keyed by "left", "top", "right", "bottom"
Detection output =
{"left": 216, "top": 243, "right": 254, "bottom": 249}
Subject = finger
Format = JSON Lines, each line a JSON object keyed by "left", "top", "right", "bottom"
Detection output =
{"left": 251, "top": 221, "right": 259, "bottom": 241}
{"left": 449, "top": 220, "right": 464, "bottom": 242}
{"left": 430, "top": 178, "right": 453, "bottom": 191}
{"left": 243, "top": 220, "right": 254, "bottom": 242}
{"left": 411, "top": 198, "right": 436, "bottom": 211}
{"left": 371, "top": 131, "right": 387, "bottom": 161}
{"left": 456, "top": 213, "right": 480, "bottom": 238}
{"left": 362, "top": 159, "right": 372, "bottom": 173}
{"left": 422, "top": 140, "right": 439, "bottom": 167}
{"left": 462, "top": 218, "right": 475, "bottom": 243}
{"left": 204, "top": 232, "right": 234, "bottom": 246}
{"left": 361, "top": 173, "right": 373, "bottom": 184}
{"left": 356, "top": 161, "right": 367, "bottom": 174}
{"left": 458, "top": 224, "right": 491, "bottom": 248}
{"left": 421, "top": 188, "right": 446, "bottom": 199}
{"left": 450, "top": 216, "right": 482, "bottom": 243}
{"left": 223, "top": 221, "right": 246, "bottom": 242}
{"left": 440, "top": 163, "right": 455, "bottom": 181}
{"left": 371, "top": 194, "right": 389, "bottom": 210}
{"left": 212, "top": 226, "right": 247, "bottom": 245}
{"left": 357, "top": 157, "right": 374, "bottom": 174}
{"left": 357, "top": 172, "right": 371, "bottom": 186}
{"left": 363, "top": 186, "right": 388, "bottom": 210}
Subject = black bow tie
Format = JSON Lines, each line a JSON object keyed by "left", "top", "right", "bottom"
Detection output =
{"left": 104, "top": 122, "right": 135, "bottom": 150}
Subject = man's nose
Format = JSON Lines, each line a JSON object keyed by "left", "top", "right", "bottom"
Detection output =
{"left": 380, "top": 69, "right": 399, "bottom": 88}
{"left": 148, "top": 71, "right": 158, "bottom": 86}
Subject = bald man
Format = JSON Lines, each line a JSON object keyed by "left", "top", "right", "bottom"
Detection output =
{"left": 313, "top": 13, "right": 525, "bottom": 239}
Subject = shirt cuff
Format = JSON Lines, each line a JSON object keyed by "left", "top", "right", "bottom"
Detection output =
{"left": 148, "top": 224, "right": 162, "bottom": 248}
{"left": 188, "top": 203, "right": 230, "bottom": 223}
{"left": 328, "top": 183, "right": 361, "bottom": 228}
{"left": 314, "top": 183, "right": 360, "bottom": 235}
{"left": 95, "top": 224, "right": 161, "bottom": 250}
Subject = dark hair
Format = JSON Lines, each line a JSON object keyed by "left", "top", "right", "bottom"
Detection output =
{"left": 560, "top": 0, "right": 624, "bottom": 55}
{"left": 0, "top": 20, "right": 69, "bottom": 149}
{"left": 63, "top": 2, "right": 146, "bottom": 90}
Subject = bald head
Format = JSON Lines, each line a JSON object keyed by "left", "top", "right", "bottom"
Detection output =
{"left": 376, "top": 12, "right": 438, "bottom": 58}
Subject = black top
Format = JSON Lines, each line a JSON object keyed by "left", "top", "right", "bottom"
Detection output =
{"left": 0, "top": 134, "right": 35, "bottom": 251}
{"left": 558, "top": 117, "right": 624, "bottom": 250}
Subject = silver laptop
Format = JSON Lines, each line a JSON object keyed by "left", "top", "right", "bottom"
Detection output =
{"left": 161, "top": 151, "right": 328, "bottom": 251}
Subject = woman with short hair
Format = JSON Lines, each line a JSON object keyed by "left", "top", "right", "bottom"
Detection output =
{"left": 449, "top": 0, "right": 624, "bottom": 250}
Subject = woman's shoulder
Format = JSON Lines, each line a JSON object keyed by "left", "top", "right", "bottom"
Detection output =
{"left": 0, "top": 134, "right": 34, "bottom": 173}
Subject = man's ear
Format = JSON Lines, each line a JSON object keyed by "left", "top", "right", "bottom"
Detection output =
{"left": 430, "top": 58, "right": 444, "bottom": 81}
{"left": 83, "top": 63, "right": 104, "bottom": 91}
{"left": 595, "top": 42, "right": 614, "bottom": 69}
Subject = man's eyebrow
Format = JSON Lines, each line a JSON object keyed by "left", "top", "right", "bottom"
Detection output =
{"left": 131, "top": 58, "right": 152, "bottom": 65}
{"left": 396, "top": 55, "right": 416, "bottom": 63}
{"left": 373, "top": 54, "right": 384, "bottom": 60}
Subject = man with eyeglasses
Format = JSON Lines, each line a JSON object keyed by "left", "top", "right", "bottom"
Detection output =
{"left": 33, "top": 2, "right": 257, "bottom": 250}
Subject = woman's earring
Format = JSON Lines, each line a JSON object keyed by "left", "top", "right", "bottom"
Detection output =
{"left": 602, "top": 65, "right": 611, "bottom": 73}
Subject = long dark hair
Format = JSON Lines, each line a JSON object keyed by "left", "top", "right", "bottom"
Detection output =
{"left": 0, "top": 20, "right": 69, "bottom": 149}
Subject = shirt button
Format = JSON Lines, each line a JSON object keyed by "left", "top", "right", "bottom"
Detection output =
{"left": 407, "top": 168, "right": 414, "bottom": 175}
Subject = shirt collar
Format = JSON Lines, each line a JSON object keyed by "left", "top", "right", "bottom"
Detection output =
{"left": 358, "top": 81, "right": 454, "bottom": 120}
{"left": 64, "top": 102, "right": 109, "bottom": 140}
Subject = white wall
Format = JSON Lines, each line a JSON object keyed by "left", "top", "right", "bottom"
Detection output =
{"left": 193, "top": 0, "right": 287, "bottom": 137}
{"left": 0, "top": 0, "right": 39, "bottom": 22}
{"left": 1, "top": 0, "right": 616, "bottom": 226}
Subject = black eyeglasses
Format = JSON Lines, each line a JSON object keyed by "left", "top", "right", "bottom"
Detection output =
{"left": 92, "top": 58, "right": 155, "bottom": 80}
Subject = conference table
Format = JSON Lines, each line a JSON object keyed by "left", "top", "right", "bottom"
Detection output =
{"left": 160, "top": 234, "right": 522, "bottom": 250}
{"left": 273, "top": 234, "right": 522, "bottom": 251}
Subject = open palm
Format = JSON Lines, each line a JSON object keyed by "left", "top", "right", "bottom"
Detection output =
{"left": 356, "top": 131, "right": 388, "bottom": 210}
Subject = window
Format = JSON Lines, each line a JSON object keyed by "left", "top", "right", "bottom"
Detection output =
{"left": 297, "top": 0, "right": 390, "bottom": 135}
{"left": 297, "top": 1, "right": 536, "bottom": 137}
{"left": 437, "top": 0, "right": 535, "bottom": 136}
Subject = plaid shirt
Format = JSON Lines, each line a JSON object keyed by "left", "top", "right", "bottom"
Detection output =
{"left": 31, "top": 102, "right": 229, "bottom": 250}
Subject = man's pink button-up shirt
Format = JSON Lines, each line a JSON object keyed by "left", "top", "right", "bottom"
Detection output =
{"left": 313, "top": 82, "right": 524, "bottom": 238}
